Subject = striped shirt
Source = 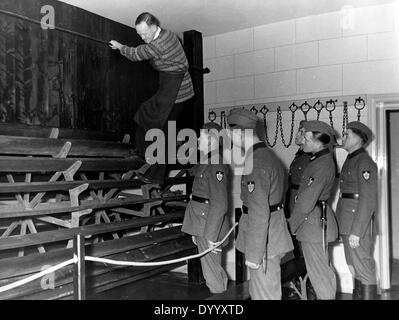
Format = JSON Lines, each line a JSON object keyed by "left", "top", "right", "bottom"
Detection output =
{"left": 121, "top": 29, "right": 195, "bottom": 104}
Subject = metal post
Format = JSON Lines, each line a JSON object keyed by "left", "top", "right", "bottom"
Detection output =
{"left": 73, "top": 233, "right": 86, "bottom": 300}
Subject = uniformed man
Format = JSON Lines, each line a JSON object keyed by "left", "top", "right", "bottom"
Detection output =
{"left": 285, "top": 120, "right": 317, "bottom": 300}
{"left": 336, "top": 121, "right": 378, "bottom": 300}
{"left": 288, "top": 120, "right": 339, "bottom": 300}
{"left": 181, "top": 122, "right": 229, "bottom": 294}
{"left": 227, "top": 108, "right": 294, "bottom": 300}
{"left": 287, "top": 120, "right": 311, "bottom": 218}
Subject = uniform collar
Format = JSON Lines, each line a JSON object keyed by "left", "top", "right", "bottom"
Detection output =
{"left": 309, "top": 148, "right": 330, "bottom": 162}
{"left": 348, "top": 147, "right": 365, "bottom": 159}
{"left": 295, "top": 148, "right": 305, "bottom": 157}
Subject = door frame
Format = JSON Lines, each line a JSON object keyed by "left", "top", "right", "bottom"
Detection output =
{"left": 369, "top": 94, "right": 399, "bottom": 290}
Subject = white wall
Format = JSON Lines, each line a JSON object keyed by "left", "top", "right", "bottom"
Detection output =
{"left": 202, "top": 2, "right": 399, "bottom": 289}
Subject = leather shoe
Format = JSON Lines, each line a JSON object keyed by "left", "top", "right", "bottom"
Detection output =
{"left": 136, "top": 172, "right": 163, "bottom": 184}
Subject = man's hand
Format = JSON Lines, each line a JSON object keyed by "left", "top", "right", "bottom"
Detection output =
{"left": 109, "top": 40, "right": 123, "bottom": 50}
{"left": 245, "top": 260, "right": 260, "bottom": 270}
{"left": 349, "top": 234, "right": 360, "bottom": 249}
{"left": 208, "top": 240, "right": 222, "bottom": 254}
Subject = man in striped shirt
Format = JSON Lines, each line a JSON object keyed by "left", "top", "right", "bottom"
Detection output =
{"left": 110, "top": 12, "right": 195, "bottom": 183}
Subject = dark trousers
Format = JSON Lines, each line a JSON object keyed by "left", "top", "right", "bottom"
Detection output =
{"left": 135, "top": 98, "right": 193, "bottom": 181}
{"left": 342, "top": 234, "right": 377, "bottom": 285}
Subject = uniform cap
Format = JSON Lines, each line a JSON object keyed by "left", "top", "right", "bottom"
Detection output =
{"left": 202, "top": 122, "right": 223, "bottom": 132}
{"left": 227, "top": 108, "right": 259, "bottom": 129}
{"left": 302, "top": 120, "right": 336, "bottom": 141}
{"left": 347, "top": 121, "right": 373, "bottom": 143}
{"left": 299, "top": 120, "right": 307, "bottom": 129}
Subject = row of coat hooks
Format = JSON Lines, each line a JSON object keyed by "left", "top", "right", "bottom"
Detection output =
{"left": 207, "top": 95, "right": 367, "bottom": 148}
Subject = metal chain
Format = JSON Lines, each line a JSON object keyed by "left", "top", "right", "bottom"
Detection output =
{"left": 313, "top": 99, "right": 324, "bottom": 120}
{"left": 342, "top": 101, "right": 349, "bottom": 141}
{"left": 325, "top": 99, "right": 337, "bottom": 128}
{"left": 261, "top": 106, "right": 279, "bottom": 148}
{"left": 208, "top": 110, "right": 216, "bottom": 122}
{"left": 354, "top": 96, "right": 366, "bottom": 121}
{"left": 220, "top": 111, "right": 226, "bottom": 128}
{"left": 278, "top": 105, "right": 296, "bottom": 148}
{"left": 300, "top": 101, "right": 311, "bottom": 121}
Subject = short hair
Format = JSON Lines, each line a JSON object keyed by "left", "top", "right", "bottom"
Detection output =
{"left": 350, "top": 127, "right": 368, "bottom": 145}
{"left": 135, "top": 12, "right": 160, "bottom": 27}
{"left": 311, "top": 131, "right": 331, "bottom": 146}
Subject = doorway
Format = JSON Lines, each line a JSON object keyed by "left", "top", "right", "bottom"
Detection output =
{"left": 387, "top": 110, "right": 399, "bottom": 286}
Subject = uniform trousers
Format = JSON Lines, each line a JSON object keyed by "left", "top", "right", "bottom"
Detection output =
{"left": 248, "top": 254, "right": 283, "bottom": 300}
{"left": 341, "top": 235, "right": 376, "bottom": 285}
{"left": 301, "top": 242, "right": 337, "bottom": 299}
{"left": 195, "top": 236, "right": 228, "bottom": 294}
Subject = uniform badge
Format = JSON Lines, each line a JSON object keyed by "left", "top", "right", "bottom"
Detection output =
{"left": 362, "top": 171, "right": 370, "bottom": 180}
{"left": 247, "top": 181, "right": 255, "bottom": 193}
{"left": 216, "top": 171, "right": 224, "bottom": 182}
{"left": 307, "top": 177, "right": 314, "bottom": 186}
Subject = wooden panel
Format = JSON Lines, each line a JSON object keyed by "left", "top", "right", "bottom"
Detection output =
{"left": 0, "top": 135, "right": 135, "bottom": 157}
{"left": 0, "top": 156, "right": 145, "bottom": 172}
{"left": 0, "top": 123, "right": 127, "bottom": 141}
{"left": 0, "top": 237, "right": 195, "bottom": 300}
{"left": 0, "top": 175, "right": 193, "bottom": 193}
{"left": 0, "top": 211, "right": 185, "bottom": 249}
{"left": 0, "top": 0, "right": 158, "bottom": 134}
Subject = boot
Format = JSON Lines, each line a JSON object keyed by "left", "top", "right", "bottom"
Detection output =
{"left": 306, "top": 279, "right": 317, "bottom": 300}
{"left": 361, "top": 284, "right": 378, "bottom": 300}
{"left": 352, "top": 278, "right": 362, "bottom": 300}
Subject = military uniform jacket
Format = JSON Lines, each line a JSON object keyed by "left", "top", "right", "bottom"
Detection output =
{"left": 287, "top": 149, "right": 311, "bottom": 213}
{"left": 288, "top": 148, "right": 338, "bottom": 243}
{"left": 236, "top": 142, "right": 294, "bottom": 264}
{"left": 336, "top": 148, "right": 378, "bottom": 238}
{"left": 182, "top": 157, "right": 230, "bottom": 243}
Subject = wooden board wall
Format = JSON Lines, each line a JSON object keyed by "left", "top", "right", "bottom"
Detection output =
{"left": 0, "top": 0, "right": 160, "bottom": 134}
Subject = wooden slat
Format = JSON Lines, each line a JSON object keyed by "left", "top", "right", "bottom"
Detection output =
{"left": 0, "top": 211, "right": 185, "bottom": 250}
{"left": 0, "top": 176, "right": 193, "bottom": 194}
{"left": 0, "top": 123, "right": 126, "bottom": 142}
{"left": 0, "top": 156, "right": 145, "bottom": 173}
{"left": 0, "top": 194, "right": 188, "bottom": 218}
{"left": 0, "top": 226, "right": 187, "bottom": 279}
{"left": 0, "top": 238, "right": 194, "bottom": 300}
{"left": 0, "top": 135, "right": 135, "bottom": 157}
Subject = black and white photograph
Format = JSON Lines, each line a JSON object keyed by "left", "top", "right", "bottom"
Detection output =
{"left": 0, "top": 0, "right": 398, "bottom": 309}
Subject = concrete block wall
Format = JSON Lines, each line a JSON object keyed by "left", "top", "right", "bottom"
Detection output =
{"left": 201, "top": 2, "right": 399, "bottom": 288}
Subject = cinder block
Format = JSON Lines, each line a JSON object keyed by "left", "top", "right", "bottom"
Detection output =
{"left": 296, "top": 11, "right": 342, "bottom": 43}
{"left": 319, "top": 36, "right": 367, "bottom": 65}
{"left": 368, "top": 32, "right": 399, "bottom": 61}
{"left": 297, "top": 65, "right": 342, "bottom": 94}
{"left": 204, "top": 81, "right": 217, "bottom": 105}
{"left": 254, "top": 20, "right": 295, "bottom": 50}
{"left": 216, "top": 76, "right": 254, "bottom": 103}
{"left": 215, "top": 28, "right": 253, "bottom": 57}
{"left": 235, "top": 49, "right": 274, "bottom": 77}
{"left": 203, "top": 36, "right": 216, "bottom": 59}
{"left": 276, "top": 42, "right": 318, "bottom": 71}
{"left": 254, "top": 70, "right": 296, "bottom": 99}
{"left": 343, "top": 3, "right": 395, "bottom": 37}
{"left": 343, "top": 59, "right": 399, "bottom": 94}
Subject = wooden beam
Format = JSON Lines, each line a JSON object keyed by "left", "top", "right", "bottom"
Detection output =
{"left": 0, "top": 156, "right": 145, "bottom": 173}
{"left": 0, "top": 211, "right": 185, "bottom": 250}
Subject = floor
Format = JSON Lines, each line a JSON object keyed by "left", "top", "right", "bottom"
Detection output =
{"left": 90, "top": 271, "right": 399, "bottom": 300}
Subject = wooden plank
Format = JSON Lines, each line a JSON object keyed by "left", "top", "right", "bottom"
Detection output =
{"left": 0, "top": 211, "right": 185, "bottom": 250}
{"left": 0, "top": 156, "right": 145, "bottom": 173}
{"left": 0, "top": 179, "right": 144, "bottom": 193}
{"left": 0, "top": 194, "right": 188, "bottom": 218}
{"left": 0, "top": 238, "right": 195, "bottom": 300}
{"left": 0, "top": 135, "right": 135, "bottom": 157}
{"left": 0, "top": 226, "right": 186, "bottom": 279}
